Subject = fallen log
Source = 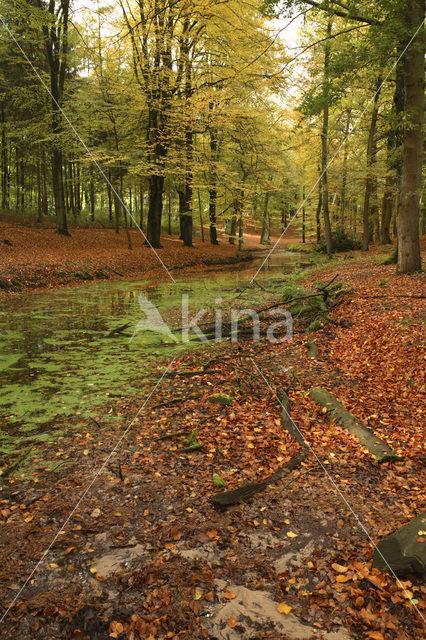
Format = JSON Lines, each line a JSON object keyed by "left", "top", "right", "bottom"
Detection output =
{"left": 276, "top": 388, "right": 306, "bottom": 447}
{"left": 102, "top": 322, "right": 132, "bottom": 338}
{"left": 308, "top": 387, "right": 401, "bottom": 463}
{"left": 372, "top": 512, "right": 426, "bottom": 576}
{"left": 163, "top": 369, "right": 221, "bottom": 377}
{"left": 209, "top": 451, "right": 306, "bottom": 507}
{"left": 149, "top": 392, "right": 201, "bottom": 409}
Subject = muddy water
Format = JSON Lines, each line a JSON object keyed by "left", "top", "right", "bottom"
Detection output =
{"left": 0, "top": 250, "right": 316, "bottom": 439}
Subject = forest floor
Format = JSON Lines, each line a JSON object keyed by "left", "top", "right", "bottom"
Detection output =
{"left": 0, "top": 243, "right": 425, "bottom": 639}
{"left": 0, "top": 221, "right": 294, "bottom": 296}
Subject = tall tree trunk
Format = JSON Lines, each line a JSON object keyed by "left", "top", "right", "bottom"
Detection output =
{"left": 397, "top": 0, "right": 424, "bottom": 273}
{"left": 36, "top": 155, "right": 42, "bottom": 222}
{"left": 362, "top": 78, "right": 381, "bottom": 251}
{"left": 107, "top": 171, "right": 112, "bottom": 225}
{"left": 147, "top": 173, "right": 164, "bottom": 247}
{"left": 139, "top": 182, "right": 144, "bottom": 229}
{"left": 316, "top": 175, "right": 322, "bottom": 243}
{"left": 340, "top": 109, "right": 351, "bottom": 226}
{"left": 198, "top": 189, "right": 205, "bottom": 242}
{"left": 321, "top": 20, "right": 332, "bottom": 254}
{"left": 168, "top": 192, "right": 172, "bottom": 234}
{"left": 121, "top": 173, "right": 132, "bottom": 249}
{"left": 89, "top": 164, "right": 95, "bottom": 222}
{"left": 41, "top": 148, "right": 48, "bottom": 216}
{"left": 208, "top": 122, "right": 219, "bottom": 245}
{"left": 260, "top": 192, "right": 270, "bottom": 245}
{"left": 1, "top": 103, "right": 8, "bottom": 210}
{"left": 302, "top": 186, "right": 306, "bottom": 243}
{"left": 381, "top": 132, "right": 395, "bottom": 244}
{"left": 228, "top": 216, "right": 237, "bottom": 245}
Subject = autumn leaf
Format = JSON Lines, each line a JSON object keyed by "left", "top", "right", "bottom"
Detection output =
{"left": 227, "top": 618, "right": 237, "bottom": 628}
{"left": 286, "top": 531, "right": 298, "bottom": 538}
{"left": 277, "top": 603, "right": 292, "bottom": 615}
{"left": 367, "top": 632, "right": 384, "bottom": 640}
{"left": 223, "top": 590, "right": 236, "bottom": 600}
{"left": 331, "top": 563, "right": 348, "bottom": 573}
{"left": 335, "top": 574, "right": 351, "bottom": 583}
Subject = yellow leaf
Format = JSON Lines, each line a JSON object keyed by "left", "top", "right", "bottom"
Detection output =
{"left": 277, "top": 602, "right": 292, "bottom": 615}
{"left": 336, "top": 574, "right": 351, "bottom": 583}
{"left": 286, "top": 531, "right": 298, "bottom": 538}
{"left": 83, "top": 449, "right": 89, "bottom": 456}
{"left": 91, "top": 508, "right": 101, "bottom": 518}
{"left": 331, "top": 563, "right": 348, "bottom": 573}
{"left": 49, "top": 563, "right": 58, "bottom": 569}
{"left": 194, "top": 589, "right": 203, "bottom": 600}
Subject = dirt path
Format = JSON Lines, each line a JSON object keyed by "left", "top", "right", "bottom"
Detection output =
{"left": 0, "top": 255, "right": 424, "bottom": 639}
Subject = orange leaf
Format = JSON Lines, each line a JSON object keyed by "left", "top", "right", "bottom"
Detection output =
{"left": 336, "top": 574, "right": 351, "bottom": 583}
{"left": 331, "top": 563, "right": 348, "bottom": 573}
{"left": 227, "top": 618, "right": 237, "bottom": 628}
{"left": 223, "top": 590, "right": 236, "bottom": 600}
{"left": 277, "top": 602, "right": 292, "bottom": 615}
{"left": 367, "top": 632, "right": 385, "bottom": 640}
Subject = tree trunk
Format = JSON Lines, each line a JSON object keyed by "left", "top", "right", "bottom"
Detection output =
{"left": 321, "top": 20, "right": 332, "bottom": 254}
{"left": 316, "top": 175, "right": 322, "bottom": 243}
{"left": 228, "top": 216, "right": 237, "bottom": 245}
{"left": 168, "top": 191, "right": 172, "bottom": 235}
{"left": 340, "top": 109, "right": 351, "bottom": 226}
{"left": 362, "top": 78, "right": 381, "bottom": 251}
{"left": 372, "top": 512, "right": 426, "bottom": 577}
{"left": 260, "top": 192, "right": 270, "bottom": 245}
{"left": 397, "top": 0, "right": 424, "bottom": 273}
{"left": 302, "top": 186, "right": 306, "bottom": 243}
{"left": 198, "top": 189, "right": 205, "bottom": 242}
{"left": 52, "top": 146, "right": 69, "bottom": 235}
{"left": 146, "top": 173, "right": 164, "bottom": 247}
{"left": 107, "top": 171, "right": 112, "bottom": 225}
{"left": 89, "top": 164, "right": 95, "bottom": 222}
{"left": 208, "top": 122, "right": 219, "bottom": 245}
{"left": 36, "top": 155, "right": 42, "bottom": 222}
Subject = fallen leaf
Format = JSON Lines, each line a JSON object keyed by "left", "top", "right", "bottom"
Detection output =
{"left": 277, "top": 602, "right": 292, "bottom": 615}
{"left": 331, "top": 563, "right": 349, "bottom": 573}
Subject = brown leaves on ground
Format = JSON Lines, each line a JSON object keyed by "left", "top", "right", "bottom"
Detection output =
{"left": 0, "top": 251, "right": 424, "bottom": 639}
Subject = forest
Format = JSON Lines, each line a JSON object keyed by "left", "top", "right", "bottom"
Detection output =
{"left": 0, "top": 0, "right": 424, "bottom": 269}
{"left": 0, "top": 0, "right": 425, "bottom": 639}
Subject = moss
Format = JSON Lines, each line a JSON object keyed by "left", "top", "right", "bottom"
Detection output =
{"left": 209, "top": 393, "right": 234, "bottom": 406}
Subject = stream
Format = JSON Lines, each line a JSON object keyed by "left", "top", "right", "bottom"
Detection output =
{"left": 0, "top": 250, "right": 316, "bottom": 442}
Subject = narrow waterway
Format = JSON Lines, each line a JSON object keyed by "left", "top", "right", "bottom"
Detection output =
{"left": 0, "top": 250, "right": 316, "bottom": 439}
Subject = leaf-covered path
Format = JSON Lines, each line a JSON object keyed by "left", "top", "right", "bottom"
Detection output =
{"left": 0, "top": 256, "right": 424, "bottom": 639}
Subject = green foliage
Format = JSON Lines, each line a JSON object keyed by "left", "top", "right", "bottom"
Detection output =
{"left": 183, "top": 428, "right": 198, "bottom": 447}
{"left": 318, "top": 226, "right": 361, "bottom": 253}
{"left": 212, "top": 472, "right": 225, "bottom": 488}
{"left": 287, "top": 243, "right": 319, "bottom": 254}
